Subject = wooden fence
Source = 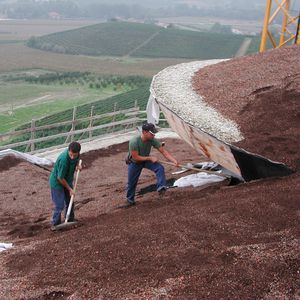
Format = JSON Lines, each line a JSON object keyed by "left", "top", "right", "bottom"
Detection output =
{"left": 0, "top": 103, "right": 146, "bottom": 154}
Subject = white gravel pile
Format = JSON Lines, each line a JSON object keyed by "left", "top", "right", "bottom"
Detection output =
{"left": 150, "top": 60, "right": 244, "bottom": 143}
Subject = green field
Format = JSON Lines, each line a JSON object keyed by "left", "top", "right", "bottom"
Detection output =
{"left": 31, "top": 83, "right": 150, "bottom": 128}
{"left": 134, "top": 28, "right": 259, "bottom": 59}
{"left": 28, "top": 21, "right": 261, "bottom": 59}
{"left": 1, "top": 83, "right": 151, "bottom": 151}
{"left": 0, "top": 89, "right": 119, "bottom": 133}
{"left": 0, "top": 71, "right": 148, "bottom": 132}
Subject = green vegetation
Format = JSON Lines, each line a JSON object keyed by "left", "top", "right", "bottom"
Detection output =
{"left": 134, "top": 28, "right": 260, "bottom": 59}
{"left": 3, "top": 83, "right": 150, "bottom": 151}
{"left": 0, "top": 84, "right": 62, "bottom": 106}
{"left": 0, "top": 71, "right": 149, "bottom": 132}
{"left": 31, "top": 83, "right": 150, "bottom": 128}
{"left": 27, "top": 22, "right": 160, "bottom": 56}
{"left": 27, "top": 21, "right": 261, "bottom": 59}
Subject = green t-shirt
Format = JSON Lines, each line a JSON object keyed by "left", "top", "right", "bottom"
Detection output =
{"left": 128, "top": 135, "right": 161, "bottom": 163}
{"left": 49, "top": 149, "right": 79, "bottom": 189}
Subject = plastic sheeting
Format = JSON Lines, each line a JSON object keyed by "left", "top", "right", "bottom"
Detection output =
{"left": 0, "top": 149, "right": 53, "bottom": 166}
{"left": 146, "top": 94, "right": 160, "bottom": 125}
{"left": 174, "top": 172, "right": 226, "bottom": 188}
{"left": 0, "top": 243, "right": 13, "bottom": 252}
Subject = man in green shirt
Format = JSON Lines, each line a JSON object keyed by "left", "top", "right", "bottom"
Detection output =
{"left": 125, "top": 122, "right": 178, "bottom": 207}
{"left": 49, "top": 141, "right": 81, "bottom": 226}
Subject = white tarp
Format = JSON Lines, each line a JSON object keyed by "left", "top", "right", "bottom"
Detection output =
{"left": 173, "top": 172, "right": 226, "bottom": 188}
{"left": 0, "top": 149, "right": 53, "bottom": 166}
{"left": 146, "top": 94, "right": 160, "bottom": 125}
{"left": 0, "top": 243, "right": 13, "bottom": 252}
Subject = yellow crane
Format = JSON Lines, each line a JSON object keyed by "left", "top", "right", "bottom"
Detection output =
{"left": 260, "top": 0, "right": 300, "bottom": 52}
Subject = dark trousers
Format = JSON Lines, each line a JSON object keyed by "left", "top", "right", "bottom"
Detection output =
{"left": 126, "top": 161, "right": 166, "bottom": 204}
{"left": 50, "top": 187, "right": 74, "bottom": 225}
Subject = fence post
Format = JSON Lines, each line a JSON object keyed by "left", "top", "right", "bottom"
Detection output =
{"left": 65, "top": 106, "right": 77, "bottom": 144}
{"left": 71, "top": 106, "right": 77, "bottom": 142}
{"left": 25, "top": 119, "right": 35, "bottom": 152}
{"left": 133, "top": 100, "right": 139, "bottom": 131}
{"left": 89, "top": 106, "right": 94, "bottom": 140}
{"left": 112, "top": 102, "right": 117, "bottom": 133}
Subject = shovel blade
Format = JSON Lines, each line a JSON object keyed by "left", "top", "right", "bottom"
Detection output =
{"left": 51, "top": 221, "right": 79, "bottom": 231}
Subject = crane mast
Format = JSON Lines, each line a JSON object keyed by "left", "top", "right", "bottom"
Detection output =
{"left": 260, "top": 0, "right": 300, "bottom": 52}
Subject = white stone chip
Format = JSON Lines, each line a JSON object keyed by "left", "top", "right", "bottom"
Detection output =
{"left": 151, "top": 60, "right": 244, "bottom": 143}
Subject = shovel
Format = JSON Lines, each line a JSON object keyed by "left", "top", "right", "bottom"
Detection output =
{"left": 52, "top": 159, "right": 82, "bottom": 231}
{"left": 160, "top": 160, "right": 229, "bottom": 178}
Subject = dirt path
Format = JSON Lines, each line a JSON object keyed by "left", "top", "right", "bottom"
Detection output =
{"left": 235, "top": 37, "right": 252, "bottom": 57}
{"left": 124, "top": 30, "right": 161, "bottom": 58}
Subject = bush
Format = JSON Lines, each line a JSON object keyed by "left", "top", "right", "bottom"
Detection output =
{"left": 52, "top": 45, "right": 66, "bottom": 53}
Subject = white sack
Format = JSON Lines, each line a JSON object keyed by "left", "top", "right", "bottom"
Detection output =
{"left": 174, "top": 172, "right": 225, "bottom": 188}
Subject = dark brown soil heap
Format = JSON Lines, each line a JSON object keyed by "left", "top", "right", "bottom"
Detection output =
{"left": 193, "top": 44, "right": 300, "bottom": 171}
{"left": 0, "top": 45, "right": 299, "bottom": 300}
{"left": 0, "top": 155, "right": 23, "bottom": 172}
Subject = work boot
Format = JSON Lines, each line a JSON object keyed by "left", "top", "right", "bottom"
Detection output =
{"left": 118, "top": 201, "right": 136, "bottom": 209}
{"left": 158, "top": 187, "right": 167, "bottom": 197}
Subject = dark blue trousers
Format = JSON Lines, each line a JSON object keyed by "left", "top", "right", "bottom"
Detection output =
{"left": 50, "top": 187, "right": 74, "bottom": 225}
{"left": 126, "top": 161, "right": 166, "bottom": 204}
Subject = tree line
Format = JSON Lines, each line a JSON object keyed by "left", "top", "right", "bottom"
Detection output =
{"left": 5, "top": 71, "right": 148, "bottom": 89}
{"left": 0, "top": 0, "right": 265, "bottom": 21}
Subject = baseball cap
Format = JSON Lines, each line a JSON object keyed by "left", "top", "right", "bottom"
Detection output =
{"left": 142, "top": 122, "right": 158, "bottom": 134}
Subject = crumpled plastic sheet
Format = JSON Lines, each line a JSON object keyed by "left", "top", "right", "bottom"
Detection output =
{"left": 174, "top": 172, "right": 225, "bottom": 188}
{"left": 0, "top": 243, "right": 13, "bottom": 252}
{"left": 0, "top": 149, "right": 53, "bottom": 166}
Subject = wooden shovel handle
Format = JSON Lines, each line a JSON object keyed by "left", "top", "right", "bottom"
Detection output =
{"left": 65, "top": 159, "right": 82, "bottom": 223}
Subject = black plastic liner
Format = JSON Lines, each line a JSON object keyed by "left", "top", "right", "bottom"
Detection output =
{"left": 231, "top": 146, "right": 295, "bottom": 182}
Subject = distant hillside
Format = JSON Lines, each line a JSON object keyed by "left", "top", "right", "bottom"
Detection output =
{"left": 27, "top": 21, "right": 260, "bottom": 59}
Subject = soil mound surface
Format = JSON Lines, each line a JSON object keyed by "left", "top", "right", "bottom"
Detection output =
{"left": 0, "top": 155, "right": 24, "bottom": 172}
{"left": 0, "top": 45, "right": 299, "bottom": 299}
{"left": 193, "top": 44, "right": 300, "bottom": 170}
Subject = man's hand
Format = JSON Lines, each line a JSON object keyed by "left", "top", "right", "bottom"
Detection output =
{"left": 150, "top": 156, "right": 158, "bottom": 163}
{"left": 173, "top": 159, "right": 179, "bottom": 167}
{"left": 69, "top": 188, "right": 75, "bottom": 196}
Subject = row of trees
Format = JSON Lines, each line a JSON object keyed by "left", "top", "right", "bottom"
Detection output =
{"left": 5, "top": 71, "right": 149, "bottom": 90}
{"left": 0, "top": 0, "right": 265, "bottom": 21}
{"left": 27, "top": 37, "right": 103, "bottom": 56}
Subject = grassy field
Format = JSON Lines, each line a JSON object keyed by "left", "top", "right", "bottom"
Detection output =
{"left": 32, "top": 22, "right": 161, "bottom": 56}
{"left": 0, "top": 87, "right": 126, "bottom": 133}
{"left": 0, "top": 71, "right": 144, "bottom": 132}
{"left": 134, "top": 28, "right": 260, "bottom": 58}
{"left": 32, "top": 84, "right": 150, "bottom": 127}
{"left": 2, "top": 84, "right": 151, "bottom": 152}
{"left": 28, "top": 21, "right": 261, "bottom": 59}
